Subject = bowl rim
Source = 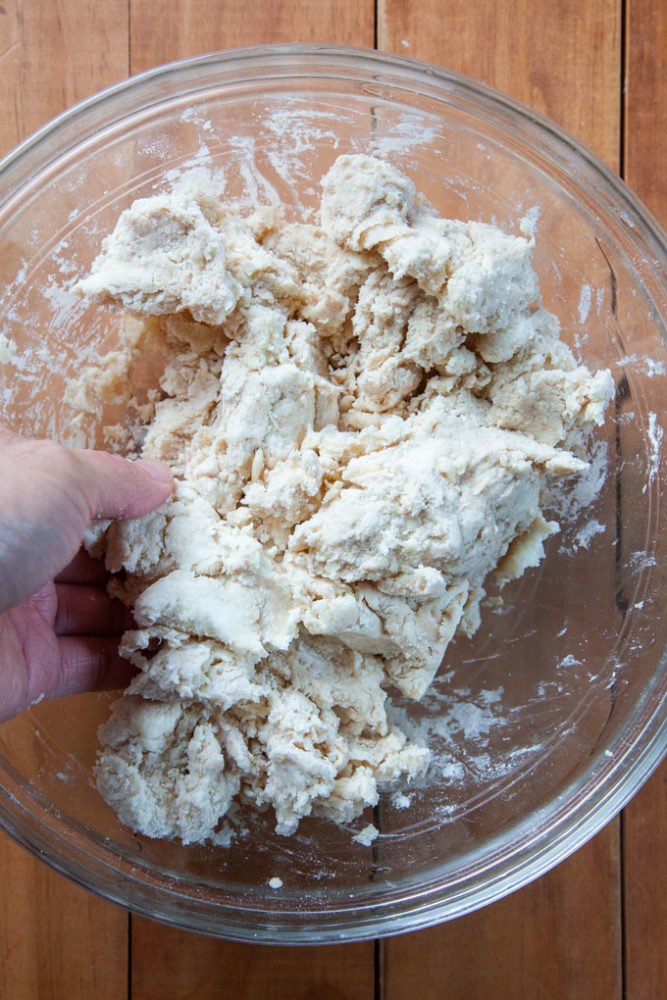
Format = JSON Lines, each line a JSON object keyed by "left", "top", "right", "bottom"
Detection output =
{"left": 1, "top": 43, "right": 665, "bottom": 253}
{"left": 0, "top": 42, "right": 665, "bottom": 944}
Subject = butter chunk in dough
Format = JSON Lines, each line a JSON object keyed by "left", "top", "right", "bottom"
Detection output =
{"left": 74, "top": 154, "right": 613, "bottom": 845}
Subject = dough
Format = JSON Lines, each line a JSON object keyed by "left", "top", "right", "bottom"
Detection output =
{"left": 75, "top": 155, "right": 613, "bottom": 844}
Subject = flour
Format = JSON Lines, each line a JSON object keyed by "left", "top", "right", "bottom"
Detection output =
{"left": 73, "top": 154, "right": 613, "bottom": 845}
{"left": 0, "top": 334, "right": 16, "bottom": 364}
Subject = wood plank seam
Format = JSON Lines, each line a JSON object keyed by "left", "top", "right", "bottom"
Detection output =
{"left": 620, "top": 809, "right": 628, "bottom": 1000}
{"left": 619, "top": 0, "right": 627, "bottom": 179}
{"left": 618, "top": 16, "right": 628, "bottom": 1000}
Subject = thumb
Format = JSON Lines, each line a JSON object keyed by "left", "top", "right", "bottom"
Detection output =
{"left": 0, "top": 432, "right": 173, "bottom": 613}
{"left": 71, "top": 449, "right": 174, "bottom": 521}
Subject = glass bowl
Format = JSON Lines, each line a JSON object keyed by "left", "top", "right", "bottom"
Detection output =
{"left": 0, "top": 44, "right": 665, "bottom": 944}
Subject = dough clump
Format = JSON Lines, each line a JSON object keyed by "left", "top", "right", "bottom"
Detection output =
{"left": 75, "top": 154, "right": 613, "bottom": 844}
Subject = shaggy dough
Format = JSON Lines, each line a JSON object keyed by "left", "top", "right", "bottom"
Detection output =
{"left": 75, "top": 154, "right": 613, "bottom": 844}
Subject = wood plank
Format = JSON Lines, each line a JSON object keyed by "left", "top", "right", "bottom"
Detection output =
{"left": 129, "top": 0, "right": 375, "bottom": 75}
{"left": 383, "top": 825, "right": 622, "bottom": 1000}
{"left": 623, "top": 771, "right": 667, "bottom": 1000}
{"left": 624, "top": 0, "right": 667, "bottom": 223}
{"left": 378, "top": 0, "right": 621, "bottom": 170}
{"left": 379, "top": 2, "right": 625, "bottom": 997}
{"left": 0, "top": 833, "right": 128, "bottom": 1000}
{"left": 0, "top": 0, "right": 129, "bottom": 156}
{"left": 0, "top": 2, "right": 130, "bottom": 996}
{"left": 132, "top": 925, "right": 375, "bottom": 1000}
{"left": 622, "top": 3, "right": 667, "bottom": 998}
{"left": 128, "top": 1, "right": 376, "bottom": 994}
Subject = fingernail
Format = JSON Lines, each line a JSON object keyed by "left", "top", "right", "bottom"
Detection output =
{"left": 136, "top": 458, "right": 173, "bottom": 485}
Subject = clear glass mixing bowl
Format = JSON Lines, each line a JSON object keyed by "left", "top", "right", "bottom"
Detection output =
{"left": 0, "top": 45, "right": 665, "bottom": 944}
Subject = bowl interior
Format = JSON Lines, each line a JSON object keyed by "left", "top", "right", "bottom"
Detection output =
{"left": 0, "top": 49, "right": 665, "bottom": 941}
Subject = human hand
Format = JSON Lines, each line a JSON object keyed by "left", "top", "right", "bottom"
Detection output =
{"left": 0, "top": 430, "right": 173, "bottom": 723}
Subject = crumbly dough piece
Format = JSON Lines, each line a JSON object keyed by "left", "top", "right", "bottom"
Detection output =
{"left": 76, "top": 154, "right": 613, "bottom": 844}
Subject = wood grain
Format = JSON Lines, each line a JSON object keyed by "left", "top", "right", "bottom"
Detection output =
{"left": 131, "top": 926, "right": 374, "bottom": 1000}
{"left": 622, "top": 4, "right": 667, "bottom": 999}
{"left": 129, "top": 0, "right": 375, "bottom": 75}
{"left": 0, "top": 0, "right": 129, "bottom": 155}
{"left": 623, "top": 771, "right": 667, "bottom": 1000}
{"left": 0, "top": 835, "right": 128, "bottom": 999}
{"left": 378, "top": 0, "right": 621, "bottom": 170}
{"left": 624, "top": 0, "right": 667, "bottom": 223}
{"left": 384, "top": 826, "right": 622, "bottom": 1000}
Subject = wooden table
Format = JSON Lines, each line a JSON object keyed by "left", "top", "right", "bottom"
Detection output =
{"left": 1, "top": 2, "right": 665, "bottom": 997}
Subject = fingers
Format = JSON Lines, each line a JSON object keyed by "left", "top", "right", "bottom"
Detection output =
{"left": 52, "top": 582, "right": 138, "bottom": 695}
{"left": 53, "top": 583, "right": 134, "bottom": 636}
{"left": 0, "top": 429, "right": 173, "bottom": 523}
{"left": 0, "top": 430, "right": 173, "bottom": 613}
{"left": 1, "top": 601, "right": 136, "bottom": 724}
{"left": 55, "top": 549, "right": 108, "bottom": 585}
{"left": 71, "top": 449, "right": 173, "bottom": 521}
{"left": 52, "top": 636, "right": 137, "bottom": 696}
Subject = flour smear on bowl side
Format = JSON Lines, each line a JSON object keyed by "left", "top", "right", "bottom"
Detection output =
{"left": 70, "top": 154, "right": 613, "bottom": 845}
